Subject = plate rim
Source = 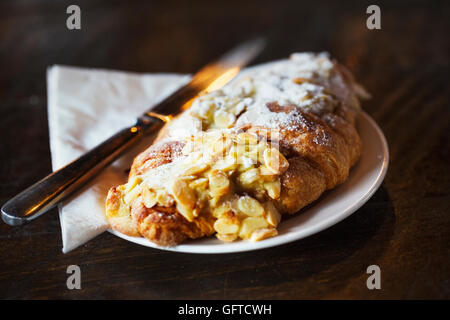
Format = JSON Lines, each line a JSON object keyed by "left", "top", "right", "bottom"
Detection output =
{"left": 108, "top": 110, "right": 389, "bottom": 254}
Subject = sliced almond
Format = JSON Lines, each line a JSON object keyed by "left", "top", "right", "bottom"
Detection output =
{"left": 189, "top": 177, "right": 209, "bottom": 190}
{"left": 259, "top": 166, "right": 278, "bottom": 181}
{"left": 235, "top": 132, "right": 259, "bottom": 145}
{"left": 264, "top": 179, "right": 281, "bottom": 199}
{"left": 184, "top": 162, "right": 210, "bottom": 175}
{"left": 213, "top": 157, "right": 238, "bottom": 172}
{"left": 263, "top": 201, "right": 281, "bottom": 227}
{"left": 214, "top": 110, "right": 236, "bottom": 128}
{"left": 123, "top": 182, "right": 142, "bottom": 204}
{"left": 238, "top": 168, "right": 260, "bottom": 186}
{"left": 237, "top": 196, "right": 264, "bottom": 217}
{"left": 142, "top": 185, "right": 157, "bottom": 208}
{"left": 216, "top": 233, "right": 238, "bottom": 242}
{"left": 211, "top": 135, "right": 233, "bottom": 158}
{"left": 180, "top": 175, "right": 197, "bottom": 180}
{"left": 263, "top": 147, "right": 289, "bottom": 174}
{"left": 176, "top": 203, "right": 195, "bottom": 222}
{"left": 183, "top": 150, "right": 202, "bottom": 164}
{"left": 171, "top": 178, "right": 196, "bottom": 210}
{"left": 208, "top": 170, "right": 230, "bottom": 197}
{"left": 212, "top": 202, "right": 232, "bottom": 218}
{"left": 214, "top": 216, "right": 240, "bottom": 234}
{"left": 239, "top": 216, "right": 268, "bottom": 239}
{"left": 156, "top": 191, "right": 174, "bottom": 207}
{"left": 124, "top": 176, "right": 142, "bottom": 193}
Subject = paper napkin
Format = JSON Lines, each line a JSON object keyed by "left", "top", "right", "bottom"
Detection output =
{"left": 47, "top": 65, "right": 189, "bottom": 253}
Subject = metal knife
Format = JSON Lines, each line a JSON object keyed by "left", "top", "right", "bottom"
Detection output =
{"left": 1, "top": 38, "right": 265, "bottom": 226}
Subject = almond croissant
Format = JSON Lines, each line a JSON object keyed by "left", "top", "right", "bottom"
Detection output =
{"left": 105, "top": 53, "right": 367, "bottom": 246}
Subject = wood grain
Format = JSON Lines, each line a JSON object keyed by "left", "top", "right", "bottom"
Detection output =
{"left": 0, "top": 0, "right": 448, "bottom": 299}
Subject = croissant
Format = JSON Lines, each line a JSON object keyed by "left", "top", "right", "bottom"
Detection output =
{"left": 105, "top": 53, "right": 367, "bottom": 246}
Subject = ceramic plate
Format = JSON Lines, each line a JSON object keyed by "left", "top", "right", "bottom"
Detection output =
{"left": 109, "top": 110, "right": 389, "bottom": 253}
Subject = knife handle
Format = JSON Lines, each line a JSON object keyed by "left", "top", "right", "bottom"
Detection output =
{"left": 1, "top": 116, "right": 163, "bottom": 226}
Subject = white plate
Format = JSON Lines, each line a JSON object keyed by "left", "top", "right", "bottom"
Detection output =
{"left": 109, "top": 111, "right": 389, "bottom": 253}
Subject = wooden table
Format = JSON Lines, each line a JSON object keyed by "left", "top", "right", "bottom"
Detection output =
{"left": 0, "top": 0, "right": 448, "bottom": 299}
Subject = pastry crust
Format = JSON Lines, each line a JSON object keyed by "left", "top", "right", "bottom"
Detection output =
{"left": 105, "top": 52, "right": 366, "bottom": 246}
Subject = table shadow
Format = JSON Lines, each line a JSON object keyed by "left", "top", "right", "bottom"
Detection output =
{"left": 97, "top": 185, "right": 395, "bottom": 299}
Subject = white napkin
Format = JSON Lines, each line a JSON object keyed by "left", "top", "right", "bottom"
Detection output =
{"left": 47, "top": 65, "right": 190, "bottom": 253}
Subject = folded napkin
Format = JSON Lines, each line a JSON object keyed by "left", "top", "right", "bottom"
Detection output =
{"left": 47, "top": 65, "right": 190, "bottom": 253}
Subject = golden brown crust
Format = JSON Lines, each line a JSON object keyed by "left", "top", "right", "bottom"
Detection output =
{"left": 129, "top": 140, "right": 185, "bottom": 178}
{"left": 320, "top": 107, "right": 362, "bottom": 167}
{"left": 278, "top": 157, "right": 327, "bottom": 213}
{"left": 131, "top": 203, "right": 208, "bottom": 246}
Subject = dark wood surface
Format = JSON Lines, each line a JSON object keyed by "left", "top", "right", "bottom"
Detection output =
{"left": 0, "top": 0, "right": 449, "bottom": 299}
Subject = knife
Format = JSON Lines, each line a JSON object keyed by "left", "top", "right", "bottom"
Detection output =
{"left": 1, "top": 38, "right": 265, "bottom": 226}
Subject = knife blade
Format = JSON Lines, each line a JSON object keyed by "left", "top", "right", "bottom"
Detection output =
{"left": 1, "top": 38, "right": 265, "bottom": 226}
